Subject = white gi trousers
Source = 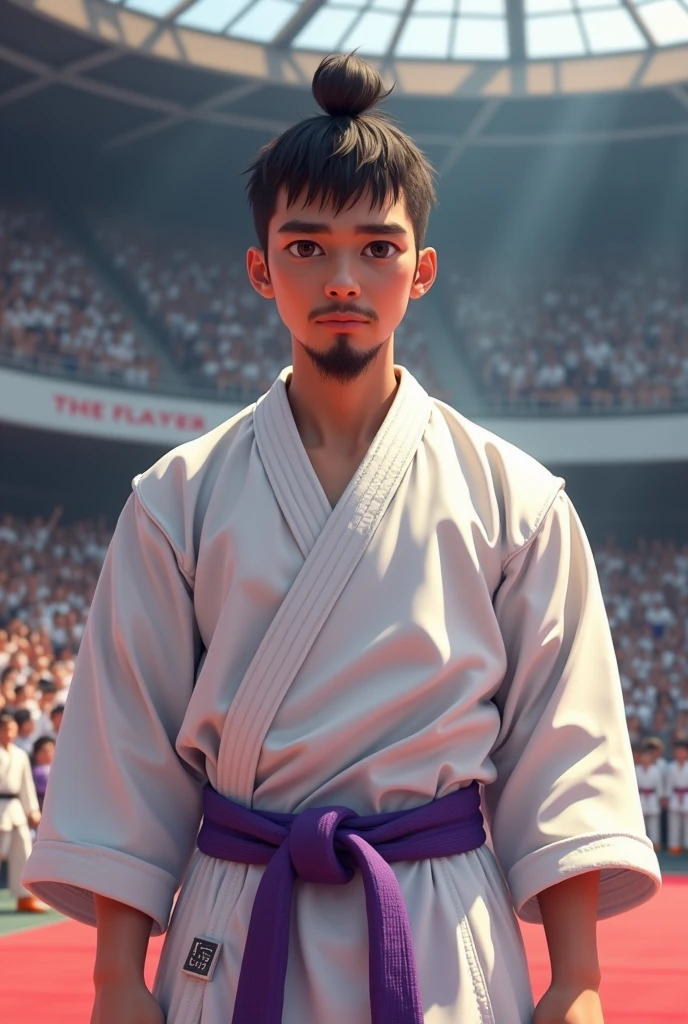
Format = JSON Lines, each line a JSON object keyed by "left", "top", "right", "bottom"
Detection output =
{"left": 667, "top": 812, "right": 688, "bottom": 851}
{"left": 642, "top": 813, "right": 661, "bottom": 847}
{"left": 0, "top": 824, "right": 33, "bottom": 898}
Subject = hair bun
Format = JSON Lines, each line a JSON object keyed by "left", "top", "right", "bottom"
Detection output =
{"left": 312, "top": 52, "right": 391, "bottom": 118}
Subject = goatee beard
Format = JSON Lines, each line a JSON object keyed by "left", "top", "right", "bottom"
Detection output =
{"left": 300, "top": 334, "right": 384, "bottom": 384}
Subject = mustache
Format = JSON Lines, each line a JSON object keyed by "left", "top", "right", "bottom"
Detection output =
{"left": 308, "top": 303, "right": 378, "bottom": 322}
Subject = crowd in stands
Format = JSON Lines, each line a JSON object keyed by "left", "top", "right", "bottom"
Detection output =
{"left": 1, "top": 510, "right": 688, "bottom": 855}
{"left": 0, "top": 507, "right": 107, "bottom": 798}
{"left": 95, "top": 219, "right": 447, "bottom": 400}
{"left": 448, "top": 252, "right": 688, "bottom": 412}
{"left": 5, "top": 199, "right": 688, "bottom": 415}
{"left": 0, "top": 205, "right": 158, "bottom": 388}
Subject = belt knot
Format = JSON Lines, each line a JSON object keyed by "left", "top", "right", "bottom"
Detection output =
{"left": 288, "top": 805, "right": 355, "bottom": 884}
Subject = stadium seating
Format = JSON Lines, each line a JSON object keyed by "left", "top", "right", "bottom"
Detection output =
{"left": 447, "top": 254, "right": 688, "bottom": 412}
{"left": 0, "top": 205, "right": 158, "bottom": 388}
{"left": 2, "top": 512, "right": 687, "bottom": 753}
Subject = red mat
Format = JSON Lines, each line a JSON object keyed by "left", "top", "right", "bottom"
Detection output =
{"left": 1, "top": 878, "right": 686, "bottom": 1023}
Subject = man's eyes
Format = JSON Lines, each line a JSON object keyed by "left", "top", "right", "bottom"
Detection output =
{"left": 286, "top": 240, "right": 399, "bottom": 259}
{"left": 362, "top": 241, "right": 398, "bottom": 259}
{"left": 287, "top": 241, "right": 324, "bottom": 258}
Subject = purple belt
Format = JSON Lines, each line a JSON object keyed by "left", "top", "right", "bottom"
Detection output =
{"left": 197, "top": 781, "right": 486, "bottom": 1024}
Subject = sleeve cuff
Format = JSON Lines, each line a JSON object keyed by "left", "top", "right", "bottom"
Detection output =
{"left": 507, "top": 832, "right": 662, "bottom": 924}
{"left": 21, "top": 839, "right": 178, "bottom": 936}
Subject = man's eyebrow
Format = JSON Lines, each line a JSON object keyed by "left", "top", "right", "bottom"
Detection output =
{"left": 276, "top": 220, "right": 408, "bottom": 236}
{"left": 277, "top": 220, "right": 331, "bottom": 234}
{"left": 354, "top": 222, "right": 408, "bottom": 236}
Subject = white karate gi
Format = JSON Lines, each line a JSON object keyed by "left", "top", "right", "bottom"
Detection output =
{"left": 0, "top": 743, "right": 39, "bottom": 898}
{"left": 24, "top": 367, "right": 661, "bottom": 1024}
{"left": 665, "top": 759, "right": 688, "bottom": 851}
{"left": 635, "top": 764, "right": 664, "bottom": 847}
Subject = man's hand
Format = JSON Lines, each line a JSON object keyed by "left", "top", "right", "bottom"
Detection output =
{"left": 27, "top": 811, "right": 41, "bottom": 828}
{"left": 533, "top": 982, "right": 604, "bottom": 1023}
{"left": 90, "top": 978, "right": 165, "bottom": 1024}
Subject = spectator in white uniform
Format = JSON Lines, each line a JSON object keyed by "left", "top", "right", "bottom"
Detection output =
{"left": 0, "top": 711, "right": 48, "bottom": 912}
{"left": 665, "top": 738, "right": 688, "bottom": 854}
{"left": 634, "top": 742, "right": 664, "bottom": 849}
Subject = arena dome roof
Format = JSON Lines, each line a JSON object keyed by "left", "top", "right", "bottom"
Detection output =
{"left": 108, "top": 0, "right": 688, "bottom": 62}
{"left": 1, "top": 0, "right": 688, "bottom": 153}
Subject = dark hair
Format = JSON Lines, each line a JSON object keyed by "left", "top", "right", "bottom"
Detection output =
{"left": 245, "top": 52, "right": 437, "bottom": 256}
{"left": 0, "top": 711, "right": 15, "bottom": 726}
{"left": 50, "top": 704, "right": 65, "bottom": 718}
{"left": 14, "top": 708, "right": 32, "bottom": 727}
{"left": 31, "top": 735, "right": 55, "bottom": 762}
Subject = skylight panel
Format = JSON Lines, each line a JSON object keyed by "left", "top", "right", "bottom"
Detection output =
{"left": 414, "top": 0, "right": 454, "bottom": 13}
{"left": 576, "top": 0, "right": 621, "bottom": 8}
{"left": 525, "top": 0, "right": 573, "bottom": 13}
{"left": 125, "top": 0, "right": 178, "bottom": 16}
{"left": 176, "top": 0, "right": 249, "bottom": 31}
{"left": 526, "top": 12, "right": 586, "bottom": 55}
{"left": 581, "top": 7, "right": 646, "bottom": 50}
{"left": 459, "top": 0, "right": 504, "bottom": 13}
{"left": 453, "top": 16, "right": 509, "bottom": 58}
{"left": 635, "top": 0, "right": 688, "bottom": 44}
{"left": 373, "top": 0, "right": 407, "bottom": 10}
{"left": 291, "top": 6, "right": 360, "bottom": 48}
{"left": 395, "top": 14, "right": 453, "bottom": 57}
{"left": 340, "top": 10, "right": 400, "bottom": 54}
{"left": 229, "top": 0, "right": 299, "bottom": 40}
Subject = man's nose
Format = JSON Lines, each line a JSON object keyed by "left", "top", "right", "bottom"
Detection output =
{"left": 325, "top": 269, "right": 361, "bottom": 299}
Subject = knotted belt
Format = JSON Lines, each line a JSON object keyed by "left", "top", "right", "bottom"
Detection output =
{"left": 197, "top": 782, "right": 486, "bottom": 1024}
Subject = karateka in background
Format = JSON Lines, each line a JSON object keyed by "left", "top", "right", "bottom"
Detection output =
{"left": 0, "top": 711, "right": 49, "bottom": 912}
{"left": 634, "top": 741, "right": 664, "bottom": 849}
{"left": 643, "top": 735, "right": 669, "bottom": 847}
{"left": 23, "top": 51, "right": 661, "bottom": 1024}
{"left": 665, "top": 738, "right": 688, "bottom": 853}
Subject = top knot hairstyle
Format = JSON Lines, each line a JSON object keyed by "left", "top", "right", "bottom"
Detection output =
{"left": 245, "top": 52, "right": 437, "bottom": 256}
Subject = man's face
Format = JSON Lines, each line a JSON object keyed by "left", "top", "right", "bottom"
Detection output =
{"left": 35, "top": 741, "right": 55, "bottom": 766}
{"left": 1, "top": 673, "right": 17, "bottom": 700}
{"left": 247, "top": 187, "right": 436, "bottom": 384}
{"left": 0, "top": 719, "right": 17, "bottom": 746}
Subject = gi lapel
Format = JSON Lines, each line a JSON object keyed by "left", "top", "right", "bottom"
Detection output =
{"left": 217, "top": 366, "right": 433, "bottom": 805}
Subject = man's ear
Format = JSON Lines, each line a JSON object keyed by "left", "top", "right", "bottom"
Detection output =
{"left": 247, "top": 247, "right": 274, "bottom": 299}
{"left": 409, "top": 246, "right": 437, "bottom": 299}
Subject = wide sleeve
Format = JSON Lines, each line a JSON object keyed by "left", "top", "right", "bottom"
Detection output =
{"left": 22, "top": 492, "right": 205, "bottom": 935}
{"left": 483, "top": 489, "right": 661, "bottom": 925}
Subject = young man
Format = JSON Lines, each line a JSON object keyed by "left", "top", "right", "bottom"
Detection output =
{"left": 665, "top": 738, "right": 688, "bottom": 853}
{"left": 12, "top": 707, "right": 37, "bottom": 755}
{"left": 0, "top": 711, "right": 47, "bottom": 912}
{"left": 24, "top": 53, "right": 660, "bottom": 1024}
{"left": 635, "top": 741, "right": 664, "bottom": 849}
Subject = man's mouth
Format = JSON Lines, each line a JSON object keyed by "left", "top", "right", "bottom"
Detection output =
{"left": 315, "top": 315, "right": 369, "bottom": 325}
